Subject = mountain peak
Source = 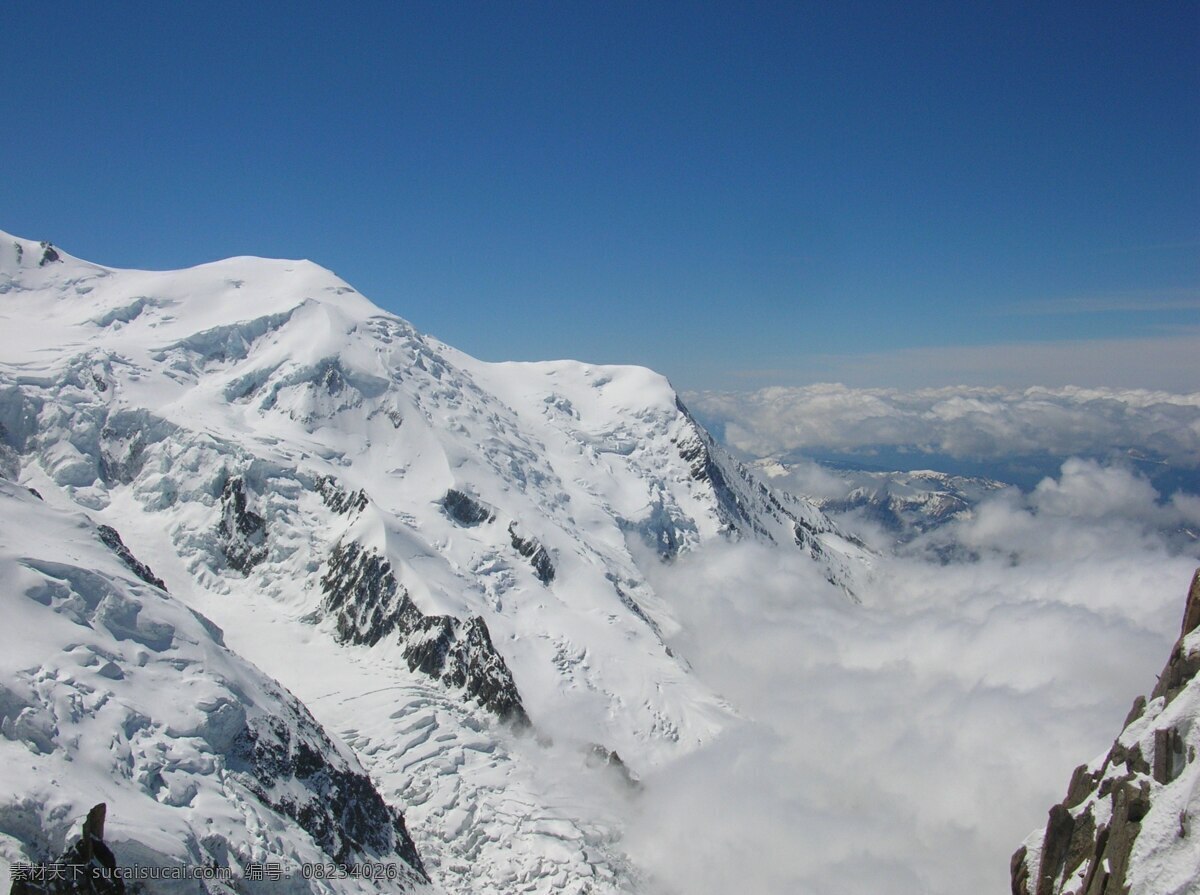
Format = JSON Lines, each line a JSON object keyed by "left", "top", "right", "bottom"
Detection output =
{"left": 0, "top": 230, "right": 867, "bottom": 894}
{"left": 1, "top": 232, "right": 77, "bottom": 275}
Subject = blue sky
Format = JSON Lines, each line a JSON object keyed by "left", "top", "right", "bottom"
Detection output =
{"left": 4, "top": 2, "right": 1197, "bottom": 390}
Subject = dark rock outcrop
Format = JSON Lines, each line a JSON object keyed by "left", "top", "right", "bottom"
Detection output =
{"left": 228, "top": 713, "right": 425, "bottom": 876}
{"left": 97, "top": 411, "right": 172, "bottom": 487}
{"left": 217, "top": 475, "right": 267, "bottom": 573}
{"left": 586, "top": 744, "right": 642, "bottom": 790}
{"left": 442, "top": 488, "right": 494, "bottom": 526}
{"left": 10, "top": 803, "right": 124, "bottom": 895}
{"left": 1181, "top": 571, "right": 1200, "bottom": 639}
{"left": 407, "top": 614, "right": 529, "bottom": 726}
{"left": 37, "top": 242, "right": 61, "bottom": 267}
{"left": 508, "top": 523, "right": 555, "bottom": 584}
{"left": 320, "top": 541, "right": 530, "bottom": 725}
{"left": 1012, "top": 568, "right": 1200, "bottom": 895}
{"left": 316, "top": 475, "right": 369, "bottom": 516}
{"left": 96, "top": 525, "right": 167, "bottom": 591}
{"left": 673, "top": 401, "right": 756, "bottom": 535}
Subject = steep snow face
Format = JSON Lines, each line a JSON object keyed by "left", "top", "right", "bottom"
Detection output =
{"left": 0, "top": 232, "right": 867, "bottom": 894}
{"left": 0, "top": 479, "right": 427, "bottom": 894}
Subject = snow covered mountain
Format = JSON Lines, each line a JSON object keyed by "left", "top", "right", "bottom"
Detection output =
{"left": 751, "top": 458, "right": 1007, "bottom": 545}
{"left": 1012, "top": 570, "right": 1200, "bottom": 895}
{"left": 0, "top": 232, "right": 867, "bottom": 893}
{"left": 0, "top": 478, "right": 427, "bottom": 893}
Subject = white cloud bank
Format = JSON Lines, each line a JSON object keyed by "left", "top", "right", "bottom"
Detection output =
{"left": 625, "top": 459, "right": 1200, "bottom": 895}
{"left": 686, "top": 383, "right": 1200, "bottom": 467}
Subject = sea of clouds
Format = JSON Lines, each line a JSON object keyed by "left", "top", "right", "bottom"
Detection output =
{"left": 622, "top": 386, "right": 1200, "bottom": 895}
{"left": 685, "top": 384, "right": 1200, "bottom": 468}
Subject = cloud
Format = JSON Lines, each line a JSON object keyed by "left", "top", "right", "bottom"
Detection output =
{"left": 623, "top": 460, "right": 1200, "bottom": 895}
{"left": 686, "top": 383, "right": 1200, "bottom": 469}
{"left": 754, "top": 455, "right": 855, "bottom": 500}
{"left": 1031, "top": 456, "right": 1162, "bottom": 520}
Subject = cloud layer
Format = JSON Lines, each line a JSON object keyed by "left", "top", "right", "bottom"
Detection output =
{"left": 624, "top": 459, "right": 1200, "bottom": 895}
{"left": 686, "top": 383, "right": 1200, "bottom": 469}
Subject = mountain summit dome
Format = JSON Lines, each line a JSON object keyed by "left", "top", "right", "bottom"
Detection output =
{"left": 0, "top": 231, "right": 868, "bottom": 893}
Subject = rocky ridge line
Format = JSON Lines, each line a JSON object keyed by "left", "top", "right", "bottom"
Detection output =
{"left": 320, "top": 540, "right": 530, "bottom": 727}
{"left": 1012, "top": 569, "right": 1200, "bottom": 895}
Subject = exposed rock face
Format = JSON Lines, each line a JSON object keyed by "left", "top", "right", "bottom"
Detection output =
{"left": 441, "top": 488, "right": 494, "bottom": 526}
{"left": 229, "top": 713, "right": 426, "bottom": 874}
{"left": 37, "top": 242, "right": 60, "bottom": 267}
{"left": 1174, "top": 569, "right": 1200, "bottom": 666}
{"left": 586, "top": 744, "right": 641, "bottom": 790}
{"left": 217, "top": 475, "right": 267, "bottom": 573}
{"left": 97, "top": 411, "right": 163, "bottom": 486}
{"left": 1012, "top": 569, "right": 1200, "bottom": 895}
{"left": 321, "top": 541, "right": 530, "bottom": 726}
{"left": 0, "top": 230, "right": 869, "bottom": 895}
{"left": 674, "top": 407, "right": 749, "bottom": 529}
{"left": 508, "top": 522, "right": 555, "bottom": 584}
{"left": 10, "top": 803, "right": 124, "bottom": 895}
{"left": 316, "top": 474, "right": 369, "bottom": 516}
{"left": 96, "top": 524, "right": 166, "bottom": 591}
{"left": 0, "top": 480, "right": 430, "bottom": 892}
{"left": 674, "top": 398, "right": 863, "bottom": 588}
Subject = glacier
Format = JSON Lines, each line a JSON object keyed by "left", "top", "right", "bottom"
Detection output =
{"left": 0, "top": 232, "right": 868, "bottom": 893}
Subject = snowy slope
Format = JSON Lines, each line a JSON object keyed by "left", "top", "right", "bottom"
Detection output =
{"left": 0, "top": 231, "right": 868, "bottom": 893}
{"left": 0, "top": 478, "right": 428, "bottom": 894}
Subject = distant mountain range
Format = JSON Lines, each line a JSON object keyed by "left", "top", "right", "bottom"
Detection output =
{"left": 752, "top": 458, "right": 1008, "bottom": 543}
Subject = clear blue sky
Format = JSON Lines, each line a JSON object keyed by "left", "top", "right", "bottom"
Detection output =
{"left": 4, "top": 2, "right": 1197, "bottom": 390}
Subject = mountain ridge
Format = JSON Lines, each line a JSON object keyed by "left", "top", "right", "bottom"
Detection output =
{"left": 0, "top": 477, "right": 429, "bottom": 893}
{"left": 1, "top": 230, "right": 868, "bottom": 894}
